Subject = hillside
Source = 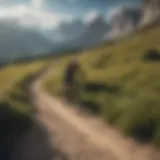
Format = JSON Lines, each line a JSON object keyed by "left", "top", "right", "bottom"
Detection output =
{"left": 0, "top": 60, "right": 68, "bottom": 160}
{"left": 0, "top": 61, "right": 44, "bottom": 159}
{"left": 44, "top": 23, "right": 160, "bottom": 146}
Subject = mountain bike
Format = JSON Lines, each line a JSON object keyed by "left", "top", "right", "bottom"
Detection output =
{"left": 63, "top": 73, "right": 85, "bottom": 104}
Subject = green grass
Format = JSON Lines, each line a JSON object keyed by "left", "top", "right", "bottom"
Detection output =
{"left": 44, "top": 24, "right": 160, "bottom": 147}
{"left": 0, "top": 60, "right": 45, "bottom": 159}
{"left": 0, "top": 61, "right": 44, "bottom": 91}
{"left": 0, "top": 60, "right": 46, "bottom": 117}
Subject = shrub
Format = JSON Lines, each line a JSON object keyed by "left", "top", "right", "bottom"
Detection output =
{"left": 0, "top": 101, "right": 32, "bottom": 160}
{"left": 143, "top": 49, "right": 160, "bottom": 61}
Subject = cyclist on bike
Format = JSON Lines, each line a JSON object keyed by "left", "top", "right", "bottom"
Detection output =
{"left": 63, "top": 58, "right": 85, "bottom": 102}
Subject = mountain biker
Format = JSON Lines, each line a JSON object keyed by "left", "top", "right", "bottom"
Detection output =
{"left": 63, "top": 58, "right": 85, "bottom": 102}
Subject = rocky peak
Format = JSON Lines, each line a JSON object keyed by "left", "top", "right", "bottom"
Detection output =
{"left": 140, "top": 0, "right": 160, "bottom": 25}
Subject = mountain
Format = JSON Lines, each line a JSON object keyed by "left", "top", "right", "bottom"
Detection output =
{"left": 43, "top": 19, "right": 85, "bottom": 43}
{"left": 2, "top": 0, "right": 158, "bottom": 61}
{"left": 57, "top": 19, "right": 85, "bottom": 42}
{"left": 105, "top": 0, "right": 160, "bottom": 40}
{"left": 50, "top": 0, "right": 160, "bottom": 49}
{"left": 47, "top": 14, "right": 109, "bottom": 49}
{"left": 140, "top": 0, "right": 160, "bottom": 26}
{"left": 72, "top": 14, "right": 110, "bottom": 48}
{"left": 0, "top": 19, "right": 54, "bottom": 61}
{"left": 105, "top": 7, "right": 141, "bottom": 40}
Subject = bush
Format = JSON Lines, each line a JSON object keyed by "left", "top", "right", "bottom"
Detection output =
{"left": 143, "top": 49, "right": 160, "bottom": 61}
{"left": 153, "top": 125, "right": 160, "bottom": 147}
{"left": 0, "top": 101, "right": 32, "bottom": 160}
{"left": 79, "top": 100, "right": 101, "bottom": 114}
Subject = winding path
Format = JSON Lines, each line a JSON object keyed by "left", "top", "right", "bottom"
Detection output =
{"left": 31, "top": 68, "right": 160, "bottom": 160}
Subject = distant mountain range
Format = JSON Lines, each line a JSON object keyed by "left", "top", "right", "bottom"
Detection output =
{"left": 48, "top": 0, "right": 160, "bottom": 47}
{"left": 44, "top": 14, "right": 109, "bottom": 49}
{"left": 104, "top": 7, "right": 141, "bottom": 40}
{"left": 73, "top": 14, "right": 110, "bottom": 48}
{"left": 0, "top": 19, "right": 54, "bottom": 61}
{"left": 0, "top": 0, "right": 159, "bottom": 63}
{"left": 105, "top": 0, "right": 160, "bottom": 39}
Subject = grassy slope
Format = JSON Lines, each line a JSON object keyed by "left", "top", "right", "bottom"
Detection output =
{"left": 0, "top": 60, "right": 45, "bottom": 159}
{"left": 44, "top": 24, "right": 160, "bottom": 146}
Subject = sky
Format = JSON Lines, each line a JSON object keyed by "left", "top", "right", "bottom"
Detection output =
{"left": 0, "top": 0, "right": 143, "bottom": 30}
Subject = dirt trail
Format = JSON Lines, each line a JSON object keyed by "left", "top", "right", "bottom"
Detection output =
{"left": 31, "top": 69, "right": 160, "bottom": 160}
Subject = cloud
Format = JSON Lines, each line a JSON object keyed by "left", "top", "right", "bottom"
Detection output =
{"left": 84, "top": 10, "right": 101, "bottom": 23}
{"left": 0, "top": 2, "right": 73, "bottom": 29}
{"left": 31, "top": 0, "right": 45, "bottom": 9}
{"left": 106, "top": 6, "right": 123, "bottom": 22}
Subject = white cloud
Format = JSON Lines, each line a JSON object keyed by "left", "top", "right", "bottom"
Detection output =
{"left": 106, "top": 6, "right": 123, "bottom": 22}
{"left": 0, "top": 0, "right": 5, "bottom": 4}
{"left": 84, "top": 10, "right": 101, "bottom": 23}
{"left": 0, "top": 2, "right": 73, "bottom": 30}
{"left": 31, "top": 0, "right": 44, "bottom": 9}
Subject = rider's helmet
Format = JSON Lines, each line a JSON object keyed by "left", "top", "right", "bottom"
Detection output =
{"left": 70, "top": 57, "right": 79, "bottom": 67}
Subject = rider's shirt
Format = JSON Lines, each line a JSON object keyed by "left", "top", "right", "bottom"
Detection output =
{"left": 64, "top": 63, "right": 79, "bottom": 84}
